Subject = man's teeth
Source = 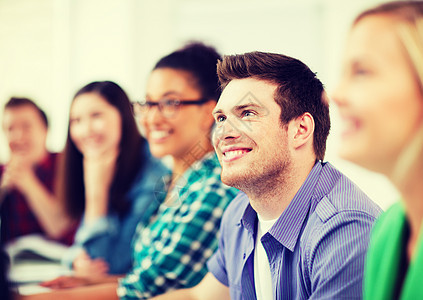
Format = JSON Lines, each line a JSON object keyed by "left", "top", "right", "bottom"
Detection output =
{"left": 150, "top": 131, "right": 170, "bottom": 139}
{"left": 224, "top": 150, "right": 248, "bottom": 159}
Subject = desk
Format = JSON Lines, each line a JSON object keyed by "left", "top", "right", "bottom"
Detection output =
{"left": 5, "top": 235, "right": 73, "bottom": 295}
{"left": 9, "top": 259, "right": 72, "bottom": 295}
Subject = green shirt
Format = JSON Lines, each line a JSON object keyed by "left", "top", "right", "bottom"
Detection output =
{"left": 364, "top": 201, "right": 423, "bottom": 299}
{"left": 117, "top": 152, "right": 238, "bottom": 299}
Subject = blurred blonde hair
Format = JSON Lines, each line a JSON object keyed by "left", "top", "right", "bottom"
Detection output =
{"left": 355, "top": 1, "right": 423, "bottom": 184}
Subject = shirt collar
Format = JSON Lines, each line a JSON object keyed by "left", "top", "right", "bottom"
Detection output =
{"left": 270, "top": 161, "right": 323, "bottom": 251}
{"left": 241, "top": 161, "right": 323, "bottom": 252}
{"left": 241, "top": 200, "right": 257, "bottom": 235}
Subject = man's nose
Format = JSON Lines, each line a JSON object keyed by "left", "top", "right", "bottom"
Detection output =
{"left": 8, "top": 127, "right": 25, "bottom": 142}
{"left": 213, "top": 118, "right": 242, "bottom": 142}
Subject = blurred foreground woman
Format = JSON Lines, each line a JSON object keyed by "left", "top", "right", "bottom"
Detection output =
{"left": 333, "top": 2, "right": 423, "bottom": 299}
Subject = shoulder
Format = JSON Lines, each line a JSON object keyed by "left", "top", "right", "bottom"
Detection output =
{"left": 363, "top": 202, "right": 405, "bottom": 300}
{"left": 300, "top": 163, "right": 383, "bottom": 253}
{"left": 313, "top": 162, "right": 382, "bottom": 222}
{"left": 369, "top": 202, "right": 404, "bottom": 245}
{"left": 374, "top": 201, "right": 404, "bottom": 226}
{"left": 125, "top": 149, "right": 169, "bottom": 209}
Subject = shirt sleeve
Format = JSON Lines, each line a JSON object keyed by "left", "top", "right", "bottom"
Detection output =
{"left": 117, "top": 180, "right": 235, "bottom": 299}
{"left": 304, "top": 210, "right": 377, "bottom": 299}
{"left": 62, "top": 212, "right": 134, "bottom": 274}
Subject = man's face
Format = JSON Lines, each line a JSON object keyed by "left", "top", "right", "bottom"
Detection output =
{"left": 2, "top": 104, "right": 48, "bottom": 164}
{"left": 212, "top": 78, "right": 291, "bottom": 190}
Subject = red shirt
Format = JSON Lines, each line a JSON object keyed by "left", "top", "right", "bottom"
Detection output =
{"left": 0, "top": 152, "right": 76, "bottom": 246}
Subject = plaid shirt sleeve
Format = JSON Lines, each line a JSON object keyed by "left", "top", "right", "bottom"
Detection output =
{"left": 117, "top": 154, "right": 238, "bottom": 299}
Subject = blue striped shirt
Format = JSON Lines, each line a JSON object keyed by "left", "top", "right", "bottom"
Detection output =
{"left": 207, "top": 161, "right": 382, "bottom": 300}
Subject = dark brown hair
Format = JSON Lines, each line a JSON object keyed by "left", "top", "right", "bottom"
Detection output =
{"left": 4, "top": 97, "right": 48, "bottom": 128}
{"left": 217, "top": 51, "right": 330, "bottom": 161}
{"left": 60, "top": 81, "right": 144, "bottom": 218}
{"left": 154, "top": 42, "right": 221, "bottom": 101}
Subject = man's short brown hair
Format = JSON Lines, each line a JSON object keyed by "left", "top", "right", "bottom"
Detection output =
{"left": 4, "top": 97, "right": 48, "bottom": 128}
{"left": 217, "top": 52, "right": 330, "bottom": 161}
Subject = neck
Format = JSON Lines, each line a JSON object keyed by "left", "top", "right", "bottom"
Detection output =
{"left": 247, "top": 157, "right": 316, "bottom": 220}
{"left": 24, "top": 148, "right": 49, "bottom": 167}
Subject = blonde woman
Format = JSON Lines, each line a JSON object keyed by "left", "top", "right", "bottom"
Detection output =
{"left": 333, "top": 2, "right": 423, "bottom": 299}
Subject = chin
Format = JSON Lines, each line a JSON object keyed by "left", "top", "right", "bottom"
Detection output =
{"left": 220, "top": 170, "right": 247, "bottom": 190}
{"left": 220, "top": 173, "right": 233, "bottom": 187}
{"left": 149, "top": 148, "right": 168, "bottom": 159}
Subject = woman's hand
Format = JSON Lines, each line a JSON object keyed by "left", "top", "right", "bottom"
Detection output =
{"left": 73, "top": 250, "right": 109, "bottom": 278}
{"left": 40, "top": 275, "right": 93, "bottom": 289}
{"left": 0, "top": 155, "right": 35, "bottom": 193}
{"left": 82, "top": 147, "right": 119, "bottom": 223}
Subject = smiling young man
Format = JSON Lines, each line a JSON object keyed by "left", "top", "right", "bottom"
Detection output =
{"left": 152, "top": 52, "right": 382, "bottom": 300}
{"left": 0, "top": 97, "right": 76, "bottom": 245}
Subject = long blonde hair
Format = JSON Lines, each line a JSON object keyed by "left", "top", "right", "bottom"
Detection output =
{"left": 355, "top": 1, "right": 423, "bottom": 185}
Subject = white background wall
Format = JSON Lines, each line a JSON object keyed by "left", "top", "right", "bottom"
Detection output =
{"left": 0, "top": 0, "right": 399, "bottom": 210}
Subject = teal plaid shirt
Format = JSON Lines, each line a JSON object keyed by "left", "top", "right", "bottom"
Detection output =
{"left": 117, "top": 152, "right": 238, "bottom": 299}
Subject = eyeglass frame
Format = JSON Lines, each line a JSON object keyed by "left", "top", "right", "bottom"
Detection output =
{"left": 132, "top": 98, "right": 211, "bottom": 117}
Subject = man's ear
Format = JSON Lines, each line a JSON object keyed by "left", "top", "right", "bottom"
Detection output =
{"left": 291, "top": 112, "right": 314, "bottom": 149}
{"left": 201, "top": 100, "right": 217, "bottom": 130}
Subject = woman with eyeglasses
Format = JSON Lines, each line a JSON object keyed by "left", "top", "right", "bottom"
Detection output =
{"left": 59, "top": 81, "right": 168, "bottom": 276}
{"left": 19, "top": 43, "right": 238, "bottom": 300}
{"left": 118, "top": 41, "right": 238, "bottom": 299}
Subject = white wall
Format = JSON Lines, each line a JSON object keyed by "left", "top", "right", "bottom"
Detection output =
{"left": 0, "top": 0, "right": 399, "bottom": 209}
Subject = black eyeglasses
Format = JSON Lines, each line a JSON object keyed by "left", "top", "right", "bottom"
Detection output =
{"left": 132, "top": 98, "right": 210, "bottom": 118}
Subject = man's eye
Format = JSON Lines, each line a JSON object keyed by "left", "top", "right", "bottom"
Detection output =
{"left": 241, "top": 110, "right": 255, "bottom": 118}
{"left": 91, "top": 112, "right": 102, "bottom": 118}
{"left": 69, "top": 117, "right": 80, "bottom": 124}
{"left": 216, "top": 115, "right": 226, "bottom": 123}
